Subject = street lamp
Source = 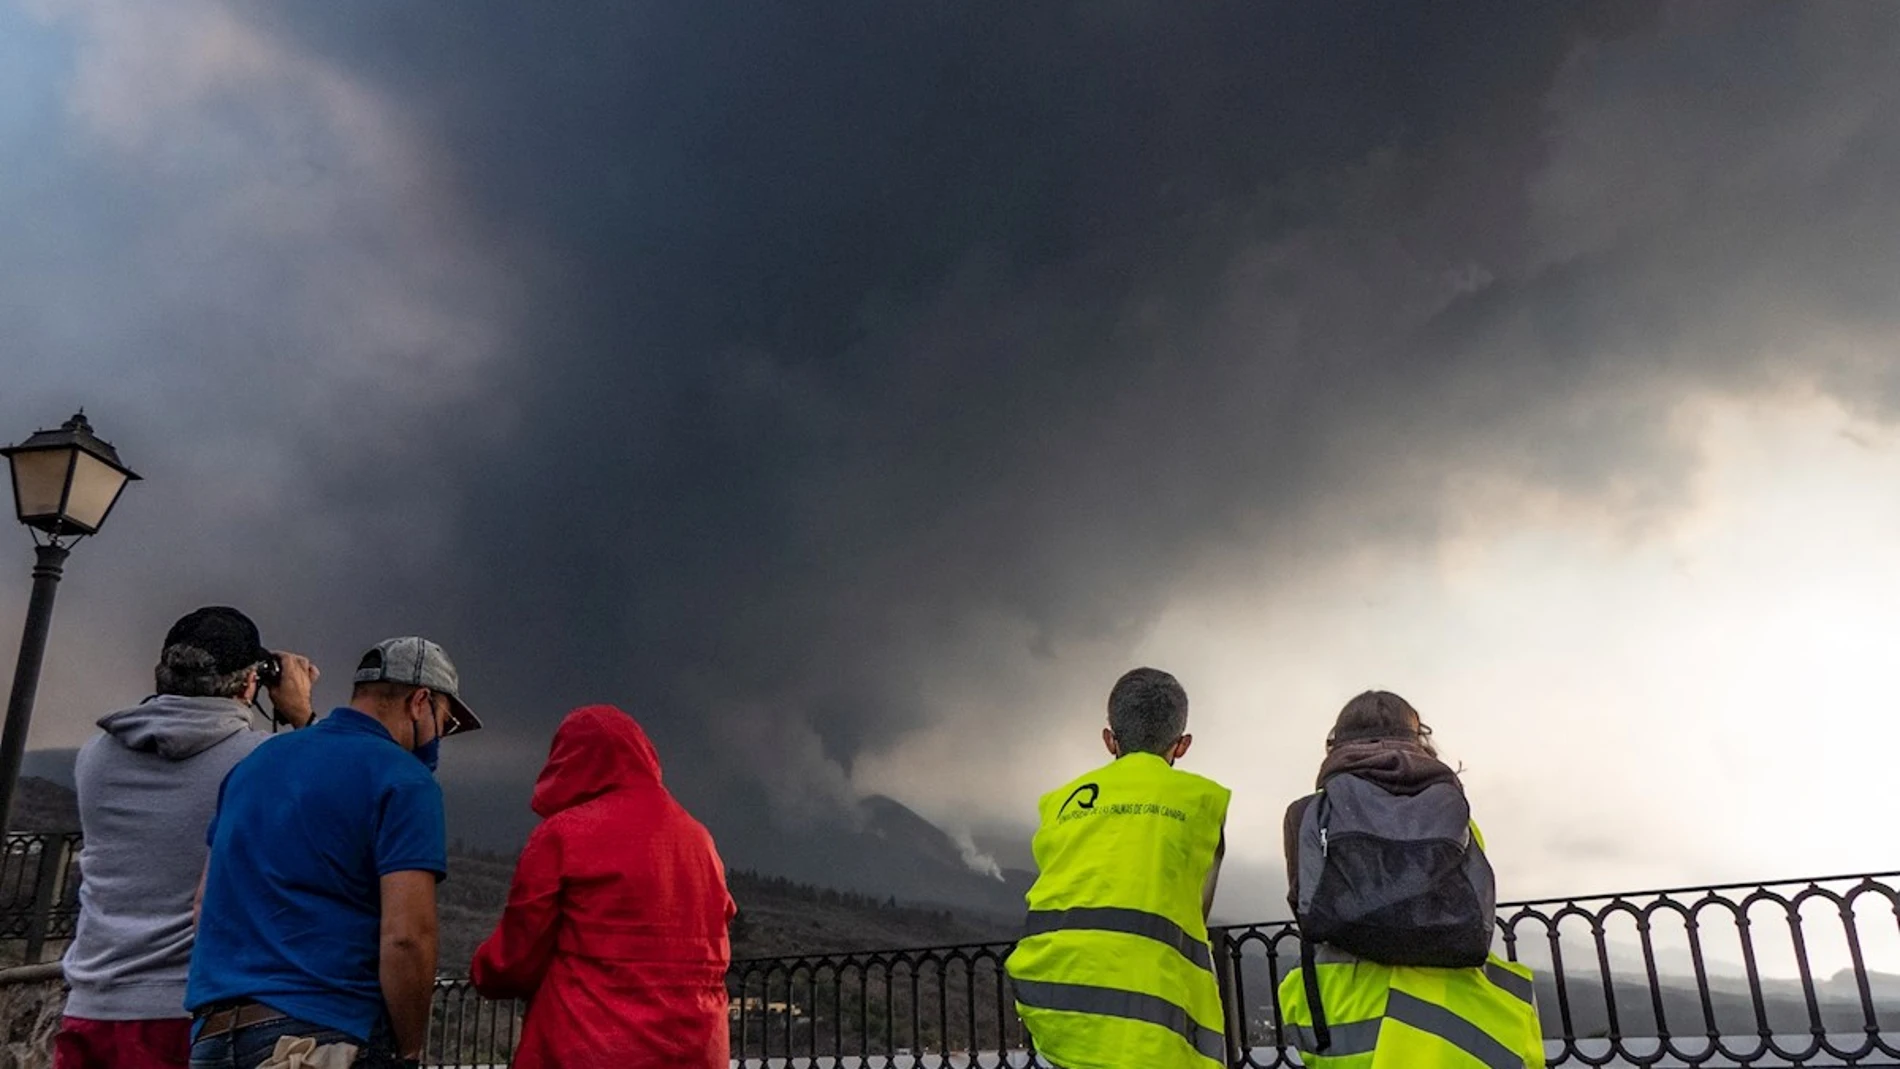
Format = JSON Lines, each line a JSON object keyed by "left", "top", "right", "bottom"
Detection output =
{"left": 0, "top": 412, "right": 139, "bottom": 832}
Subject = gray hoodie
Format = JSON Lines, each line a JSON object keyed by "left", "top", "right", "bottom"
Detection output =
{"left": 62, "top": 694, "right": 269, "bottom": 1020}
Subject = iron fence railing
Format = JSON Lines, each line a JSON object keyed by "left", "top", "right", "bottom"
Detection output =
{"left": 0, "top": 832, "right": 82, "bottom": 963}
{"left": 1220, "top": 871, "right": 1900, "bottom": 1068}
{"left": 2, "top": 831, "right": 1892, "bottom": 1067}
{"left": 430, "top": 977, "right": 523, "bottom": 1068}
{"left": 720, "top": 871, "right": 1900, "bottom": 1069}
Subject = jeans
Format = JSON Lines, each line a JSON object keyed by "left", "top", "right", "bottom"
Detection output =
{"left": 187, "top": 1014, "right": 397, "bottom": 1069}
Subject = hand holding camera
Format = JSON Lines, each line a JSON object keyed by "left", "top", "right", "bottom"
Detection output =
{"left": 258, "top": 651, "right": 319, "bottom": 729}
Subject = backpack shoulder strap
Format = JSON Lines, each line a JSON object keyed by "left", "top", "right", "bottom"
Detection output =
{"left": 1300, "top": 934, "right": 1331, "bottom": 1051}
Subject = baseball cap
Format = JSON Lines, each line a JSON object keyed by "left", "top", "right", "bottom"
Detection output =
{"left": 353, "top": 636, "right": 482, "bottom": 735}
{"left": 163, "top": 607, "right": 271, "bottom": 676}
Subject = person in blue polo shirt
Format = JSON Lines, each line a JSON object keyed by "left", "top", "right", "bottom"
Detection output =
{"left": 185, "top": 637, "right": 481, "bottom": 1069}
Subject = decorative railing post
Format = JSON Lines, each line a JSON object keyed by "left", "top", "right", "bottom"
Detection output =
{"left": 21, "top": 837, "right": 69, "bottom": 965}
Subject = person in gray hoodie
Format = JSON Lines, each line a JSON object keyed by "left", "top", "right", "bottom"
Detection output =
{"left": 55, "top": 606, "right": 318, "bottom": 1069}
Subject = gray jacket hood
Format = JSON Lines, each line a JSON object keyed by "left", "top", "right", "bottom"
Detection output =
{"left": 66, "top": 694, "right": 268, "bottom": 1017}
{"left": 97, "top": 694, "right": 253, "bottom": 760}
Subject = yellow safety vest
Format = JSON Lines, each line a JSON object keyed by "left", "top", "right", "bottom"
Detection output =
{"left": 1278, "top": 935, "right": 1545, "bottom": 1067}
{"left": 1005, "top": 752, "right": 1231, "bottom": 1069}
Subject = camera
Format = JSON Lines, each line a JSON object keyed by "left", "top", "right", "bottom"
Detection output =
{"left": 256, "top": 652, "right": 284, "bottom": 689}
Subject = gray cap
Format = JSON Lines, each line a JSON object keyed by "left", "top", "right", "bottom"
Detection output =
{"left": 352, "top": 636, "right": 481, "bottom": 735}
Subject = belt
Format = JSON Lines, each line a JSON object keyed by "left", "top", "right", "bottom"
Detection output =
{"left": 194, "top": 1002, "right": 288, "bottom": 1040}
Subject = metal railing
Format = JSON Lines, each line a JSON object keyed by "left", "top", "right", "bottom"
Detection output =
{"left": 721, "top": 871, "right": 1900, "bottom": 1069}
{"left": 0, "top": 833, "right": 81, "bottom": 963}
{"left": 430, "top": 977, "right": 523, "bottom": 1068}
{"left": 2, "top": 833, "right": 1892, "bottom": 1067}
{"left": 1221, "top": 871, "right": 1900, "bottom": 1068}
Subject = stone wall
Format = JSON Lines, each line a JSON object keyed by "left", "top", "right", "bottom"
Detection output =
{"left": 0, "top": 965, "right": 61, "bottom": 1069}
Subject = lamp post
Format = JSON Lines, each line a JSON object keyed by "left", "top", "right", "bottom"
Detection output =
{"left": 0, "top": 412, "right": 139, "bottom": 833}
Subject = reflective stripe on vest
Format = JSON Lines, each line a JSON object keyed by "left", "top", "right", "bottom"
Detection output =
{"left": 1278, "top": 951, "right": 1544, "bottom": 1069}
{"left": 1022, "top": 905, "right": 1215, "bottom": 973}
{"left": 1290, "top": 992, "right": 1523, "bottom": 1068}
{"left": 1014, "top": 979, "right": 1227, "bottom": 1065}
{"left": 1005, "top": 753, "right": 1232, "bottom": 1069}
{"left": 1483, "top": 962, "right": 1535, "bottom": 1007}
{"left": 1308, "top": 943, "right": 1535, "bottom": 1008}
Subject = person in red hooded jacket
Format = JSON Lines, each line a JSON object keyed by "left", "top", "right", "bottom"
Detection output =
{"left": 471, "top": 705, "right": 737, "bottom": 1069}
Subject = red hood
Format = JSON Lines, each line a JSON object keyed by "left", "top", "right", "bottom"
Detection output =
{"left": 530, "top": 704, "right": 664, "bottom": 818}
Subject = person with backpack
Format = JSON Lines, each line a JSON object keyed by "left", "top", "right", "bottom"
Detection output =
{"left": 1278, "top": 690, "right": 1545, "bottom": 1068}
{"left": 1005, "top": 667, "right": 1231, "bottom": 1069}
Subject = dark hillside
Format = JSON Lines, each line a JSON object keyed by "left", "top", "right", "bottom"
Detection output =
{"left": 437, "top": 847, "right": 1016, "bottom": 972}
{"left": 5, "top": 776, "right": 1019, "bottom": 970}
{"left": 8, "top": 777, "right": 80, "bottom": 833}
{"left": 725, "top": 868, "right": 1016, "bottom": 960}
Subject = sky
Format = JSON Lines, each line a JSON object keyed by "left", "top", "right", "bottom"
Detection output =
{"left": 3, "top": 0, "right": 1899, "bottom": 922}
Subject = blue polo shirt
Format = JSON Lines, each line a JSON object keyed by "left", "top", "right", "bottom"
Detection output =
{"left": 186, "top": 708, "right": 446, "bottom": 1042}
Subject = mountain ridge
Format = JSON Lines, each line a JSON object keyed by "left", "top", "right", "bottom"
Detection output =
{"left": 8, "top": 768, "right": 1024, "bottom": 967}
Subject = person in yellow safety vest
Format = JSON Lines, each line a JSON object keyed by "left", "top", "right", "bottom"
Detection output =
{"left": 1277, "top": 691, "right": 1546, "bottom": 1068}
{"left": 1005, "top": 667, "right": 1231, "bottom": 1069}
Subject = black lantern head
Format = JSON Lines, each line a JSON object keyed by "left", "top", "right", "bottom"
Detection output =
{"left": 1, "top": 412, "right": 141, "bottom": 540}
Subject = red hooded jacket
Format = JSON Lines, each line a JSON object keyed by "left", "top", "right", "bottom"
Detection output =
{"left": 472, "top": 705, "right": 737, "bottom": 1069}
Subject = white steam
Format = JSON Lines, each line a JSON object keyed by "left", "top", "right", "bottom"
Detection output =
{"left": 952, "top": 827, "right": 1005, "bottom": 882}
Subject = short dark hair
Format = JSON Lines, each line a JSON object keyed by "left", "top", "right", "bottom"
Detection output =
{"left": 1107, "top": 667, "right": 1188, "bottom": 756}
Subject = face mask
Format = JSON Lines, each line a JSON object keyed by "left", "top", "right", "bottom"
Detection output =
{"left": 410, "top": 703, "right": 442, "bottom": 773}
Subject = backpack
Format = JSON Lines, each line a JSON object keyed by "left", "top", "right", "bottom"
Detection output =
{"left": 1294, "top": 773, "right": 1496, "bottom": 967}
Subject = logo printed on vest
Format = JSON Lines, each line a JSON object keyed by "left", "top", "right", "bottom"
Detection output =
{"left": 1056, "top": 784, "right": 1188, "bottom": 824}
{"left": 1058, "top": 783, "right": 1100, "bottom": 818}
